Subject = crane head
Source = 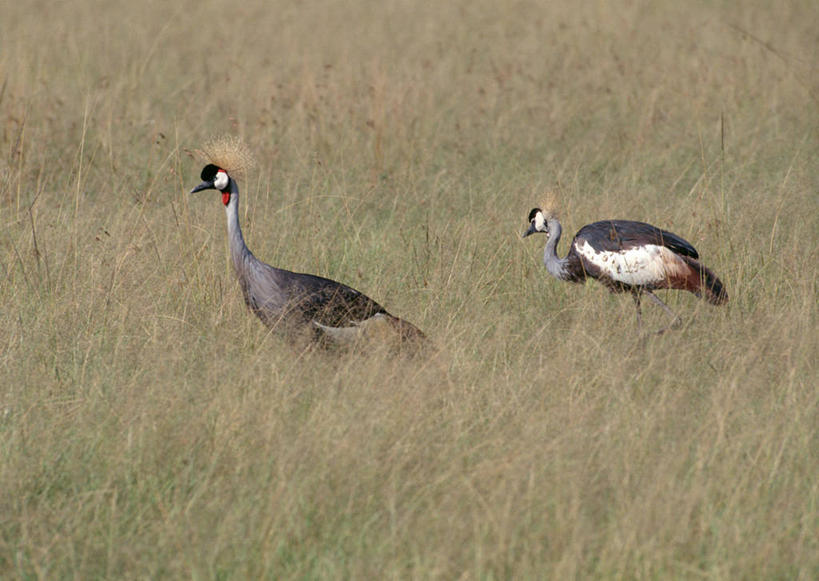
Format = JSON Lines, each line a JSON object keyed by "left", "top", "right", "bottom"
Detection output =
{"left": 191, "top": 164, "right": 231, "bottom": 205}
{"left": 522, "top": 208, "right": 549, "bottom": 238}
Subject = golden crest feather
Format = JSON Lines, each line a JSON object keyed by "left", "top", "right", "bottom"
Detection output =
{"left": 194, "top": 136, "right": 256, "bottom": 179}
{"left": 539, "top": 191, "right": 560, "bottom": 220}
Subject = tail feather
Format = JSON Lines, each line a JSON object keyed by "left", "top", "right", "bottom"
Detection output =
{"left": 681, "top": 256, "right": 728, "bottom": 305}
{"left": 701, "top": 265, "right": 728, "bottom": 305}
{"left": 383, "top": 315, "right": 430, "bottom": 355}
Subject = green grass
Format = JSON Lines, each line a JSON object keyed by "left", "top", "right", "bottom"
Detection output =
{"left": 1, "top": 0, "right": 817, "bottom": 578}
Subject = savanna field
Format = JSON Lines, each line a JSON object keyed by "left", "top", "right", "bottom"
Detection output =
{"left": 1, "top": 0, "right": 817, "bottom": 578}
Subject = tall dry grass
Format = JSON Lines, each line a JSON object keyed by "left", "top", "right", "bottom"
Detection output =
{"left": 1, "top": 0, "right": 817, "bottom": 578}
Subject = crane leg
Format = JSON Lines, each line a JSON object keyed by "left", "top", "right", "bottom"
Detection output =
{"left": 645, "top": 291, "right": 682, "bottom": 334}
{"left": 632, "top": 292, "right": 643, "bottom": 333}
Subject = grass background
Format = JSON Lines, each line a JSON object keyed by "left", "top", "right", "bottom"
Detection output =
{"left": 1, "top": 0, "right": 817, "bottom": 578}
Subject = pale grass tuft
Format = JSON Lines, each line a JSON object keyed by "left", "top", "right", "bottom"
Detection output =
{"left": 194, "top": 136, "right": 256, "bottom": 179}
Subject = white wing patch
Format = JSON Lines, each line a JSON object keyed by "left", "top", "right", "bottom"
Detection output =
{"left": 313, "top": 313, "right": 392, "bottom": 344}
{"left": 312, "top": 322, "right": 361, "bottom": 343}
{"left": 575, "top": 240, "right": 687, "bottom": 286}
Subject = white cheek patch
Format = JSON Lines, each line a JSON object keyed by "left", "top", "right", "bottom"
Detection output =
{"left": 534, "top": 212, "right": 546, "bottom": 231}
{"left": 575, "top": 241, "right": 687, "bottom": 286}
{"left": 213, "top": 170, "right": 229, "bottom": 191}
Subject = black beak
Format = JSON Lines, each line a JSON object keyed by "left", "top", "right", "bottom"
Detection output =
{"left": 522, "top": 223, "right": 536, "bottom": 238}
{"left": 190, "top": 181, "right": 214, "bottom": 194}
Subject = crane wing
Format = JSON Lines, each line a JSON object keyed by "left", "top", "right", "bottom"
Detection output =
{"left": 576, "top": 220, "right": 699, "bottom": 259}
{"left": 282, "top": 271, "right": 388, "bottom": 328}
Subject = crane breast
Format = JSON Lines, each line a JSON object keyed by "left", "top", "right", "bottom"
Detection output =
{"left": 574, "top": 240, "right": 689, "bottom": 286}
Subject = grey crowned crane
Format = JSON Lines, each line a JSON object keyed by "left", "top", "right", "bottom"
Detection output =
{"left": 523, "top": 207, "right": 728, "bottom": 333}
{"left": 189, "top": 138, "right": 426, "bottom": 350}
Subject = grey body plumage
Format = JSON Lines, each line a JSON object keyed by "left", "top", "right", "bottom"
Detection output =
{"left": 191, "top": 164, "right": 425, "bottom": 347}
{"left": 523, "top": 208, "right": 727, "bottom": 334}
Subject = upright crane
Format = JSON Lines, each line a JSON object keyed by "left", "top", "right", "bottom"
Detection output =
{"left": 190, "top": 139, "right": 426, "bottom": 350}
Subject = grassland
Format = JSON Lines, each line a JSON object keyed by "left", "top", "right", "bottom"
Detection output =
{"left": 1, "top": 0, "right": 817, "bottom": 578}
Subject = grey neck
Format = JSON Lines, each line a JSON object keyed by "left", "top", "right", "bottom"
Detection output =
{"left": 543, "top": 217, "right": 570, "bottom": 280}
{"left": 223, "top": 178, "right": 253, "bottom": 274}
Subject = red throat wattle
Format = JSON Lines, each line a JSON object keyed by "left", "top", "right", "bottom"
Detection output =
{"left": 222, "top": 192, "right": 230, "bottom": 206}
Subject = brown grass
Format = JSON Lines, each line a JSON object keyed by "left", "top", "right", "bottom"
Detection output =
{"left": 1, "top": 0, "right": 817, "bottom": 578}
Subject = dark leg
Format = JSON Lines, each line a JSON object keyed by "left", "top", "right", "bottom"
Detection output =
{"left": 645, "top": 291, "right": 682, "bottom": 333}
{"left": 632, "top": 292, "right": 643, "bottom": 333}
